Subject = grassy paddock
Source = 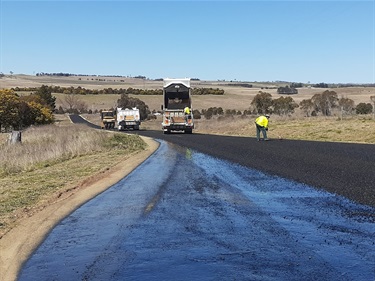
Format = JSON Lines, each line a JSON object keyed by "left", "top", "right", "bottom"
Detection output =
{"left": 0, "top": 124, "right": 146, "bottom": 236}
{"left": 193, "top": 114, "right": 375, "bottom": 144}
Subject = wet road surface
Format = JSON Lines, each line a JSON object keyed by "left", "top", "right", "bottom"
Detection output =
{"left": 19, "top": 140, "right": 375, "bottom": 281}
{"left": 71, "top": 114, "right": 375, "bottom": 207}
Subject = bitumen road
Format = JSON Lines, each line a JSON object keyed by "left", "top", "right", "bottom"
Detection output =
{"left": 19, "top": 136, "right": 375, "bottom": 280}
{"left": 70, "top": 114, "right": 375, "bottom": 208}
{"left": 20, "top": 115, "right": 372, "bottom": 280}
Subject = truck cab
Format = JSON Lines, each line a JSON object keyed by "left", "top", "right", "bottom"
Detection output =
{"left": 162, "top": 78, "right": 194, "bottom": 134}
{"left": 100, "top": 110, "right": 116, "bottom": 129}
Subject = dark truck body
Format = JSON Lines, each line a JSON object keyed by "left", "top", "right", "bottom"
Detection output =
{"left": 162, "top": 78, "right": 194, "bottom": 134}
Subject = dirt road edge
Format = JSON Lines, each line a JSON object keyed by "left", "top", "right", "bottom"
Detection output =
{"left": 0, "top": 136, "right": 159, "bottom": 281}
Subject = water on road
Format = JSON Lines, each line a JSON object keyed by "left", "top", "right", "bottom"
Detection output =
{"left": 19, "top": 141, "right": 375, "bottom": 281}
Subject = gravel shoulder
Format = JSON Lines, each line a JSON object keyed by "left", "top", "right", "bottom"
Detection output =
{"left": 0, "top": 136, "right": 159, "bottom": 281}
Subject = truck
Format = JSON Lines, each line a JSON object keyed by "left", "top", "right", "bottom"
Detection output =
{"left": 117, "top": 107, "right": 141, "bottom": 131}
{"left": 100, "top": 110, "right": 116, "bottom": 129}
{"left": 161, "top": 78, "right": 194, "bottom": 134}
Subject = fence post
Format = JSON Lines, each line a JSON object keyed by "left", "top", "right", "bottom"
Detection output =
{"left": 9, "top": 131, "right": 22, "bottom": 144}
{"left": 371, "top": 96, "right": 375, "bottom": 120}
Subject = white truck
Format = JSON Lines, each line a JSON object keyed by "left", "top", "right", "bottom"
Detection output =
{"left": 117, "top": 107, "right": 141, "bottom": 131}
{"left": 161, "top": 78, "right": 194, "bottom": 134}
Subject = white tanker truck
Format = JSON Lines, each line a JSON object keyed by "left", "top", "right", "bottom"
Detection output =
{"left": 117, "top": 107, "right": 141, "bottom": 131}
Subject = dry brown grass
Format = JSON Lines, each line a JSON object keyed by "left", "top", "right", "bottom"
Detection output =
{"left": 193, "top": 114, "right": 375, "bottom": 144}
{"left": 138, "top": 112, "right": 375, "bottom": 144}
{"left": 1, "top": 125, "right": 125, "bottom": 176}
{"left": 0, "top": 124, "right": 146, "bottom": 235}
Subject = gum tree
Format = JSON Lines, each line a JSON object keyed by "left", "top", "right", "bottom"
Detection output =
{"left": 251, "top": 91, "right": 273, "bottom": 114}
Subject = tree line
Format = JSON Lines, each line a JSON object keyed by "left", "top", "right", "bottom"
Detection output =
{"left": 312, "top": 82, "right": 375, "bottom": 88}
{"left": 36, "top": 72, "right": 130, "bottom": 78}
{"left": 252, "top": 90, "right": 374, "bottom": 117}
{"left": 0, "top": 85, "right": 154, "bottom": 131}
{"left": 299, "top": 91, "right": 375, "bottom": 117}
{"left": 13, "top": 86, "right": 225, "bottom": 96}
{"left": 2, "top": 85, "right": 374, "bottom": 132}
{"left": 190, "top": 91, "right": 374, "bottom": 120}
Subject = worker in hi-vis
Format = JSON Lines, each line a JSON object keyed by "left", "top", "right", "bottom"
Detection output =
{"left": 255, "top": 114, "right": 270, "bottom": 141}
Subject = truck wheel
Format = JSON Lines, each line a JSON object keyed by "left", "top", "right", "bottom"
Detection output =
{"left": 185, "top": 129, "right": 192, "bottom": 134}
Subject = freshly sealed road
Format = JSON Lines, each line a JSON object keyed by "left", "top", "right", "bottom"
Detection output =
{"left": 71, "top": 114, "right": 375, "bottom": 207}
{"left": 19, "top": 115, "right": 374, "bottom": 280}
{"left": 19, "top": 140, "right": 374, "bottom": 280}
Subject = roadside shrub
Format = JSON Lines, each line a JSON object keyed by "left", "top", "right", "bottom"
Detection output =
{"left": 203, "top": 109, "right": 213, "bottom": 120}
{"left": 192, "top": 109, "right": 201, "bottom": 119}
{"left": 192, "top": 88, "right": 224, "bottom": 95}
{"left": 277, "top": 86, "right": 298, "bottom": 95}
{"left": 356, "top": 103, "right": 373, "bottom": 114}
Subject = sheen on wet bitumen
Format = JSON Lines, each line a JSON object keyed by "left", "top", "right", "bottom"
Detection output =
{"left": 19, "top": 141, "right": 375, "bottom": 281}
{"left": 138, "top": 131, "right": 375, "bottom": 208}
{"left": 70, "top": 114, "right": 375, "bottom": 207}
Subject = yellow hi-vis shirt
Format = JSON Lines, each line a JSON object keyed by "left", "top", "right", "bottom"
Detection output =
{"left": 184, "top": 107, "right": 191, "bottom": 114}
{"left": 255, "top": 115, "right": 269, "bottom": 128}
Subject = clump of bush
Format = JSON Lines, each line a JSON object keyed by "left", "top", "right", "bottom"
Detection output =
{"left": 0, "top": 88, "right": 54, "bottom": 132}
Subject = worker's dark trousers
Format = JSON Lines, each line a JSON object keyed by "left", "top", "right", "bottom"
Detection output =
{"left": 256, "top": 124, "right": 268, "bottom": 140}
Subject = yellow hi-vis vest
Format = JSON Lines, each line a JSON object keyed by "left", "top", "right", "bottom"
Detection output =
{"left": 255, "top": 115, "right": 269, "bottom": 128}
{"left": 184, "top": 107, "right": 191, "bottom": 114}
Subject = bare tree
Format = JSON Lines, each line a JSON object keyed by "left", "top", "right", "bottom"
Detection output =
{"left": 63, "top": 93, "right": 87, "bottom": 113}
{"left": 76, "top": 100, "right": 88, "bottom": 113}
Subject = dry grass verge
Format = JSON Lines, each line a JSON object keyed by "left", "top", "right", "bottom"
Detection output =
{"left": 0, "top": 124, "right": 146, "bottom": 237}
{"left": 193, "top": 115, "right": 375, "bottom": 144}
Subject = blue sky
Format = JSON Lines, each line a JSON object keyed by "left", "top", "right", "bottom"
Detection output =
{"left": 0, "top": 1, "right": 374, "bottom": 83}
